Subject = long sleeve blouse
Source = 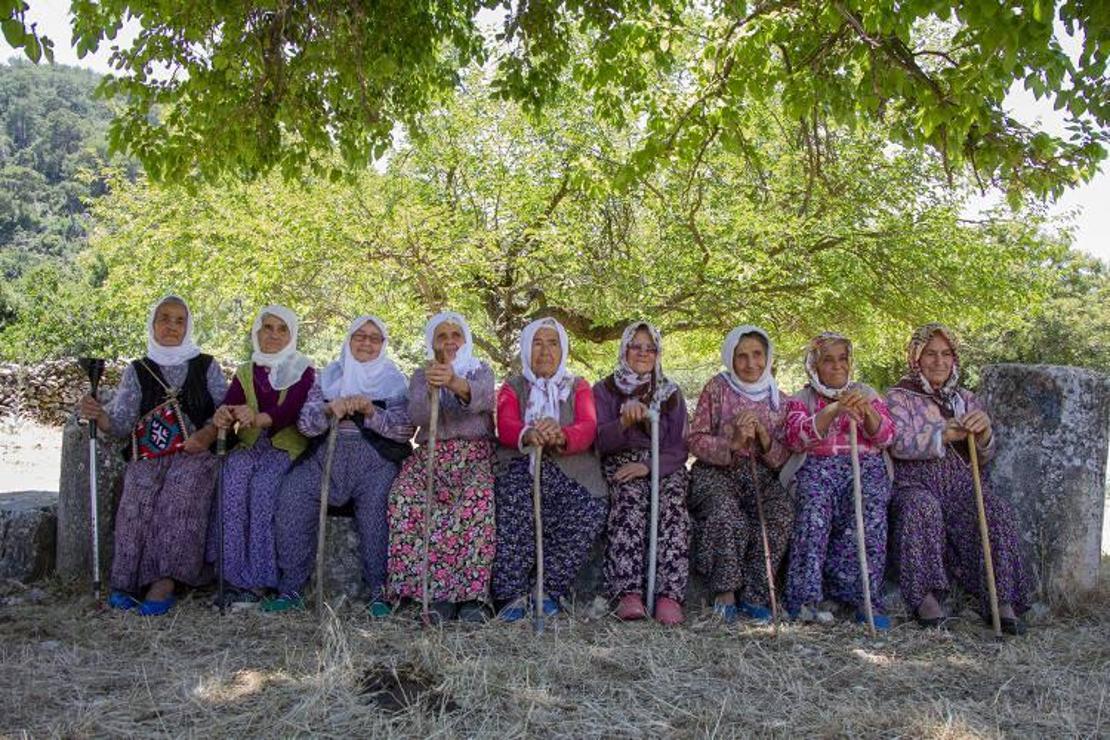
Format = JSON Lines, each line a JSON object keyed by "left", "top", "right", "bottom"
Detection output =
{"left": 296, "top": 378, "right": 415, "bottom": 441}
{"left": 222, "top": 364, "right": 315, "bottom": 434}
{"left": 496, "top": 377, "right": 596, "bottom": 455}
{"left": 783, "top": 386, "right": 895, "bottom": 457}
{"left": 407, "top": 363, "right": 496, "bottom": 444}
{"left": 687, "top": 374, "right": 790, "bottom": 470}
{"left": 593, "top": 377, "right": 688, "bottom": 477}
{"left": 885, "top": 386, "right": 995, "bottom": 463}
{"left": 105, "top": 359, "right": 228, "bottom": 438}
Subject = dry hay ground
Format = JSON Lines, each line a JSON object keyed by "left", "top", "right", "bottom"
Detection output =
{"left": 1, "top": 574, "right": 1108, "bottom": 739}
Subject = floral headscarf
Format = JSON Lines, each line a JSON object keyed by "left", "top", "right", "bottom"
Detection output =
{"left": 612, "top": 321, "right": 679, "bottom": 410}
{"left": 895, "top": 323, "right": 966, "bottom": 418}
{"left": 803, "top": 332, "right": 854, "bottom": 399}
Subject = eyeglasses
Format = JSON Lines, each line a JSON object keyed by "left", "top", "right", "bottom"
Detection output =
{"left": 627, "top": 343, "right": 659, "bottom": 354}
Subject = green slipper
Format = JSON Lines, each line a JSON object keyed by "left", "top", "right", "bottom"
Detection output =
{"left": 262, "top": 592, "right": 305, "bottom": 613}
{"left": 368, "top": 600, "right": 392, "bottom": 618}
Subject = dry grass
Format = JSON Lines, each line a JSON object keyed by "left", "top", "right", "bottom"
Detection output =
{"left": 2, "top": 573, "right": 1108, "bottom": 739}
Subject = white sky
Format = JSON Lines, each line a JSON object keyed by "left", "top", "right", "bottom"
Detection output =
{"left": 4, "top": 0, "right": 1106, "bottom": 264}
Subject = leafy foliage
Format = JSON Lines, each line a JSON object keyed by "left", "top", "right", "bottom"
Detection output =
{"left": 13, "top": 68, "right": 1092, "bottom": 394}
{"left": 2, "top": 1, "right": 1101, "bottom": 197}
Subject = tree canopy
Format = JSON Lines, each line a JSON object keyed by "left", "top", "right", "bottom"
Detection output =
{"left": 2, "top": 1, "right": 1106, "bottom": 197}
{"left": 5, "top": 65, "right": 1089, "bottom": 392}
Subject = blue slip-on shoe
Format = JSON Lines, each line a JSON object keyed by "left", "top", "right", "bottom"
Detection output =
{"left": 498, "top": 597, "right": 528, "bottom": 623}
{"left": 138, "top": 595, "right": 176, "bottom": 617}
{"left": 738, "top": 601, "right": 774, "bottom": 623}
{"left": 107, "top": 591, "right": 140, "bottom": 611}
{"left": 261, "top": 592, "right": 305, "bottom": 613}
{"left": 368, "top": 600, "right": 392, "bottom": 619}
{"left": 541, "top": 596, "right": 560, "bottom": 617}
{"left": 855, "top": 611, "right": 892, "bottom": 631}
{"left": 713, "top": 602, "right": 739, "bottom": 624}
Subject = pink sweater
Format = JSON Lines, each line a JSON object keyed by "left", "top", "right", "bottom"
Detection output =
{"left": 496, "top": 377, "right": 597, "bottom": 455}
{"left": 783, "top": 388, "right": 895, "bottom": 457}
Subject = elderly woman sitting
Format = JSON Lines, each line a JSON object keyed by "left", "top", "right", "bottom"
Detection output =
{"left": 492, "top": 317, "right": 608, "bottom": 621}
{"left": 268, "top": 315, "right": 415, "bottom": 614}
{"left": 594, "top": 321, "right": 689, "bottom": 625}
{"left": 688, "top": 325, "right": 794, "bottom": 624}
{"left": 783, "top": 332, "right": 895, "bottom": 629}
{"left": 887, "top": 324, "right": 1031, "bottom": 634}
{"left": 386, "top": 311, "right": 498, "bottom": 624}
{"left": 79, "top": 295, "right": 227, "bottom": 616}
{"left": 209, "top": 305, "right": 315, "bottom": 607}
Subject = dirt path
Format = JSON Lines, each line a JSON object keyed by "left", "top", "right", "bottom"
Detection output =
{"left": 0, "top": 418, "right": 63, "bottom": 493}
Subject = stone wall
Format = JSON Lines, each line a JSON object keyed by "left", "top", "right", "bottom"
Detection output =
{"left": 0, "top": 360, "right": 126, "bottom": 425}
{"left": 980, "top": 364, "right": 1110, "bottom": 605}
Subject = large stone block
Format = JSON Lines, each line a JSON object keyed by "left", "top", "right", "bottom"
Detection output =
{"left": 980, "top": 364, "right": 1110, "bottom": 603}
{"left": 0, "top": 490, "right": 58, "bottom": 582}
{"left": 57, "top": 418, "right": 125, "bottom": 586}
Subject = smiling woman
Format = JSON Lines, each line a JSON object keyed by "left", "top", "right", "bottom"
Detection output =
{"left": 886, "top": 323, "right": 1032, "bottom": 635}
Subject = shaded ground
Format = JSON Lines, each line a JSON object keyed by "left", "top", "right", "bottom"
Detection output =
{"left": 1, "top": 576, "right": 1108, "bottom": 738}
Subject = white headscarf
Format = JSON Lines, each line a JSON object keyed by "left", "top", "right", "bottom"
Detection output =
{"left": 145, "top": 294, "right": 201, "bottom": 367}
{"left": 251, "top": 305, "right": 312, "bottom": 391}
{"left": 613, "top": 321, "right": 679, "bottom": 409}
{"left": 520, "top": 317, "right": 573, "bottom": 425}
{"left": 719, "top": 324, "right": 781, "bottom": 410}
{"left": 423, "top": 311, "right": 482, "bottom": 377}
{"left": 321, "top": 315, "right": 408, "bottom": 402}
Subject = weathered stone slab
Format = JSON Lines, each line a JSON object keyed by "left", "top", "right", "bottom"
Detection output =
{"left": 0, "top": 490, "right": 58, "bottom": 582}
{"left": 981, "top": 363, "right": 1110, "bottom": 604}
{"left": 57, "top": 417, "right": 125, "bottom": 587}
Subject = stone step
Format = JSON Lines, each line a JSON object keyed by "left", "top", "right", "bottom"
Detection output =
{"left": 0, "top": 490, "right": 57, "bottom": 582}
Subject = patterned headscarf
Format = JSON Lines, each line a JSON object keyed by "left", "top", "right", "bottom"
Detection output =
{"left": 320, "top": 315, "right": 408, "bottom": 402}
{"left": 251, "top": 305, "right": 312, "bottom": 391}
{"left": 803, "top": 332, "right": 854, "bottom": 399}
{"left": 895, "top": 323, "right": 966, "bottom": 418}
{"left": 612, "top": 321, "right": 679, "bottom": 410}
{"left": 145, "top": 294, "right": 201, "bottom": 367}
{"left": 719, "top": 324, "right": 781, "bottom": 410}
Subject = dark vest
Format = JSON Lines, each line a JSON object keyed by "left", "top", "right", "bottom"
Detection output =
{"left": 133, "top": 354, "right": 216, "bottom": 431}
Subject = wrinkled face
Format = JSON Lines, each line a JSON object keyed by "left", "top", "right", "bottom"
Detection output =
{"left": 816, "top": 341, "right": 851, "bottom": 389}
{"left": 152, "top": 302, "right": 188, "bottom": 347}
{"left": 530, "top": 326, "right": 563, "bottom": 379}
{"left": 349, "top": 321, "right": 384, "bottom": 363}
{"left": 624, "top": 328, "right": 658, "bottom": 375}
{"left": 732, "top": 335, "right": 767, "bottom": 384}
{"left": 258, "top": 314, "right": 291, "bottom": 354}
{"left": 433, "top": 321, "right": 464, "bottom": 362}
{"left": 918, "top": 334, "right": 955, "bottom": 390}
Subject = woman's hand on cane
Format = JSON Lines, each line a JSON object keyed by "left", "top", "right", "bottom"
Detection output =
{"left": 78, "top": 394, "right": 110, "bottom": 433}
{"left": 619, "top": 400, "right": 648, "bottom": 428}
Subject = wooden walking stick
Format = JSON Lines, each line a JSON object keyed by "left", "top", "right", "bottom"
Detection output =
{"left": 531, "top": 444, "right": 545, "bottom": 635}
{"left": 78, "top": 357, "right": 105, "bottom": 601}
{"left": 420, "top": 365, "right": 442, "bottom": 626}
{"left": 645, "top": 408, "right": 661, "bottom": 618}
{"left": 748, "top": 439, "right": 779, "bottom": 631}
{"left": 968, "top": 431, "right": 1002, "bottom": 638}
{"left": 216, "top": 426, "right": 228, "bottom": 615}
{"left": 848, "top": 418, "right": 876, "bottom": 636}
{"left": 314, "top": 417, "right": 341, "bottom": 619}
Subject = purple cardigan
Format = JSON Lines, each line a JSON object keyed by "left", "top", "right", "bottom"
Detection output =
{"left": 592, "top": 376, "right": 688, "bottom": 478}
